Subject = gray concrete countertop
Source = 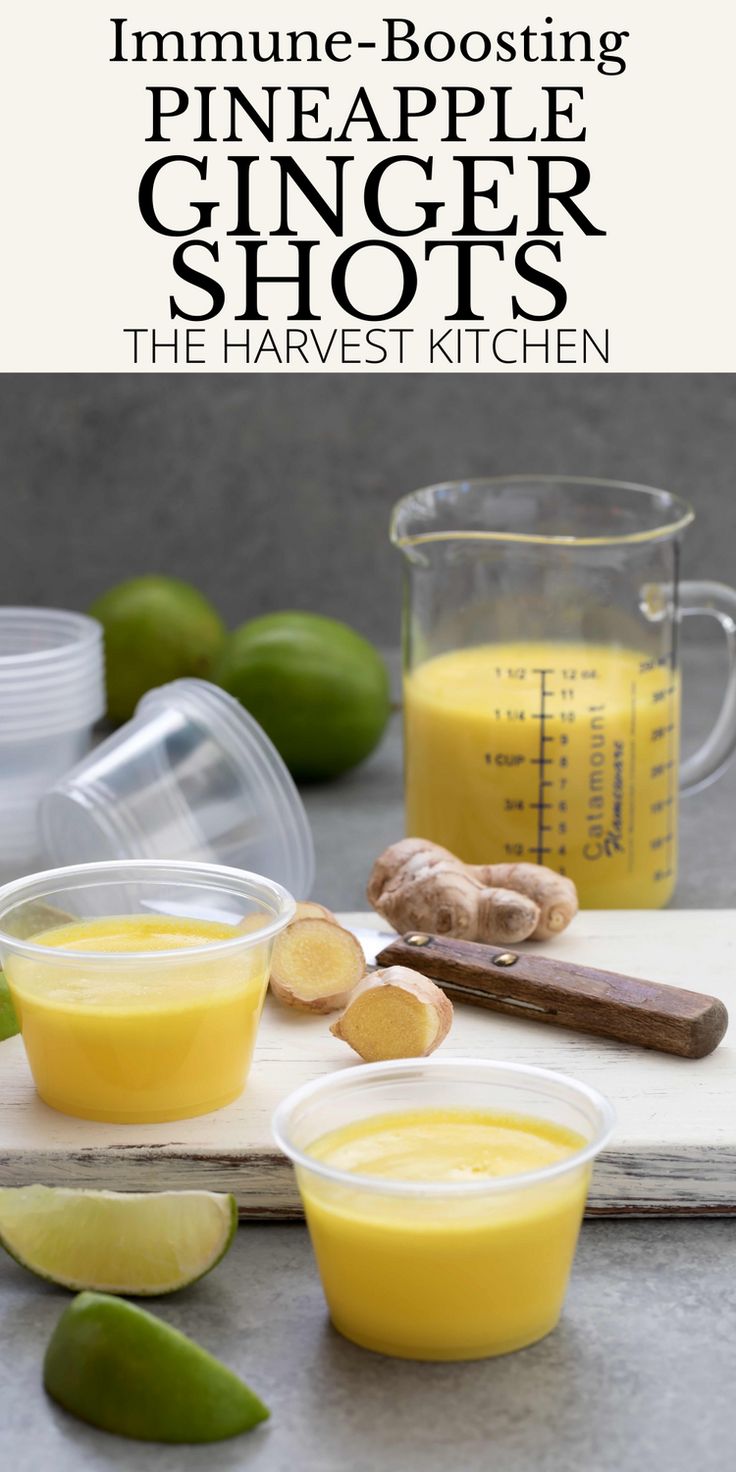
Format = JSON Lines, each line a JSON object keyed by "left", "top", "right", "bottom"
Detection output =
{"left": 2, "top": 647, "right": 735, "bottom": 1470}
{"left": 2, "top": 1221, "right": 735, "bottom": 1472}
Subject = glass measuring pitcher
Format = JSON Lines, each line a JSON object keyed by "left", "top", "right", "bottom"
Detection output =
{"left": 392, "top": 478, "right": 736, "bottom": 908}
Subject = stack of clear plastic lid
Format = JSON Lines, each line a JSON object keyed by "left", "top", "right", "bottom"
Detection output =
{"left": 0, "top": 609, "right": 105, "bottom": 879}
{"left": 40, "top": 678, "right": 315, "bottom": 900}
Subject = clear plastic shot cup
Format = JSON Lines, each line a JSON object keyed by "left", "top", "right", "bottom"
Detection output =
{"left": 273, "top": 1058, "right": 615, "bottom": 1362}
{"left": 0, "top": 609, "right": 104, "bottom": 881}
{"left": 0, "top": 859, "right": 295, "bottom": 1124}
{"left": 39, "top": 679, "right": 315, "bottom": 900}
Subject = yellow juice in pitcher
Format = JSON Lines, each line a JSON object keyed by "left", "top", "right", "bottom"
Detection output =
{"left": 4, "top": 914, "right": 270, "bottom": 1123}
{"left": 300, "top": 1108, "right": 588, "bottom": 1360}
{"left": 404, "top": 642, "right": 680, "bottom": 907}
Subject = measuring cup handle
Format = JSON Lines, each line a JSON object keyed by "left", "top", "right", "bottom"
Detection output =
{"left": 679, "top": 580, "right": 736, "bottom": 794}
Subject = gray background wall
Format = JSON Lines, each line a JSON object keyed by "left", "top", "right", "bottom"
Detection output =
{"left": 1, "top": 374, "right": 734, "bottom": 644}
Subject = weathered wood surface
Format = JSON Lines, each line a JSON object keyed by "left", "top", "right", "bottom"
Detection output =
{"left": 1, "top": 912, "right": 734, "bottom": 1216}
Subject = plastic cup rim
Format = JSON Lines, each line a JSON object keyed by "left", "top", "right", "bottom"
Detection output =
{"left": 0, "top": 690, "right": 103, "bottom": 704}
{"left": 0, "top": 669, "right": 104, "bottom": 691}
{"left": 0, "top": 663, "right": 103, "bottom": 682}
{"left": 0, "top": 609, "right": 102, "bottom": 667}
{"left": 0, "top": 653, "right": 103, "bottom": 673}
{"left": 272, "top": 1057, "right": 616, "bottom": 1199}
{"left": 0, "top": 667, "right": 103, "bottom": 691}
{"left": 0, "top": 712, "right": 102, "bottom": 726}
{"left": 0, "top": 858, "right": 296, "bottom": 963}
{"left": 0, "top": 707, "right": 104, "bottom": 737}
{"left": 0, "top": 688, "right": 103, "bottom": 707}
{"left": 0, "top": 692, "right": 102, "bottom": 705}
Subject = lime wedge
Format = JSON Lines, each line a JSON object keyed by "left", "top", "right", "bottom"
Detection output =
{"left": 44, "top": 1292, "right": 269, "bottom": 1442}
{"left": 1, "top": 903, "right": 74, "bottom": 1042}
{"left": 0, "top": 972, "right": 19, "bottom": 1040}
{"left": 0, "top": 1186, "right": 237, "bottom": 1295}
{"left": 8, "top": 900, "right": 75, "bottom": 939}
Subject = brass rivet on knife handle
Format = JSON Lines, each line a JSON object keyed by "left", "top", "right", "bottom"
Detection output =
{"left": 374, "top": 932, "right": 729, "bottom": 1059}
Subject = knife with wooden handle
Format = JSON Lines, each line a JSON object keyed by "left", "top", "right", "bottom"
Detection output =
{"left": 373, "top": 932, "right": 729, "bottom": 1058}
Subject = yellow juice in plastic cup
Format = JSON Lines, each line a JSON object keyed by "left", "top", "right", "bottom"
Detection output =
{"left": 274, "top": 1060, "right": 614, "bottom": 1361}
{"left": 0, "top": 861, "right": 294, "bottom": 1124}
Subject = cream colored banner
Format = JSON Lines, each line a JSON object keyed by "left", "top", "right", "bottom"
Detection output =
{"left": 1, "top": 1, "right": 733, "bottom": 371}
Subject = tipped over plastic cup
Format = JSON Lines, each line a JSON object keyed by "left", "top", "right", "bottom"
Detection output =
{"left": 39, "top": 679, "right": 315, "bottom": 899}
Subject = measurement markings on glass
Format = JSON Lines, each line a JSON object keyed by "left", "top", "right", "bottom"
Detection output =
{"left": 627, "top": 680, "right": 637, "bottom": 874}
{"left": 662, "top": 652, "right": 677, "bottom": 887}
{"left": 530, "top": 669, "right": 555, "bottom": 864}
{"left": 645, "top": 651, "right": 678, "bottom": 890}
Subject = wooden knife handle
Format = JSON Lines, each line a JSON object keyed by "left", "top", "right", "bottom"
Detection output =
{"left": 374, "top": 933, "right": 729, "bottom": 1058}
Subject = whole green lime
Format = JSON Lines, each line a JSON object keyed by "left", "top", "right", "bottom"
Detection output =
{"left": 90, "top": 577, "right": 227, "bottom": 724}
{"left": 213, "top": 612, "right": 391, "bottom": 781}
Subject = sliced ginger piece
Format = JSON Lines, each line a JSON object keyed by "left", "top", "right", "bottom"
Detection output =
{"left": 330, "top": 966, "right": 453, "bottom": 1062}
{"left": 270, "top": 918, "right": 365, "bottom": 1013}
{"left": 240, "top": 901, "right": 336, "bottom": 938}
{"left": 293, "top": 901, "right": 338, "bottom": 924}
{"left": 237, "top": 913, "right": 271, "bottom": 935}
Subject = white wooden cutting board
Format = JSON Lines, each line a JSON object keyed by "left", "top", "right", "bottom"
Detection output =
{"left": 0, "top": 912, "right": 734, "bottom": 1216}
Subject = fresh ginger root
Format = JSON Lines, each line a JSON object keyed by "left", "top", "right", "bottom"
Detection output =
{"left": 470, "top": 861, "right": 578, "bottom": 939}
{"left": 270, "top": 917, "right": 365, "bottom": 1013}
{"left": 368, "top": 838, "right": 578, "bottom": 945}
{"left": 330, "top": 966, "right": 453, "bottom": 1062}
